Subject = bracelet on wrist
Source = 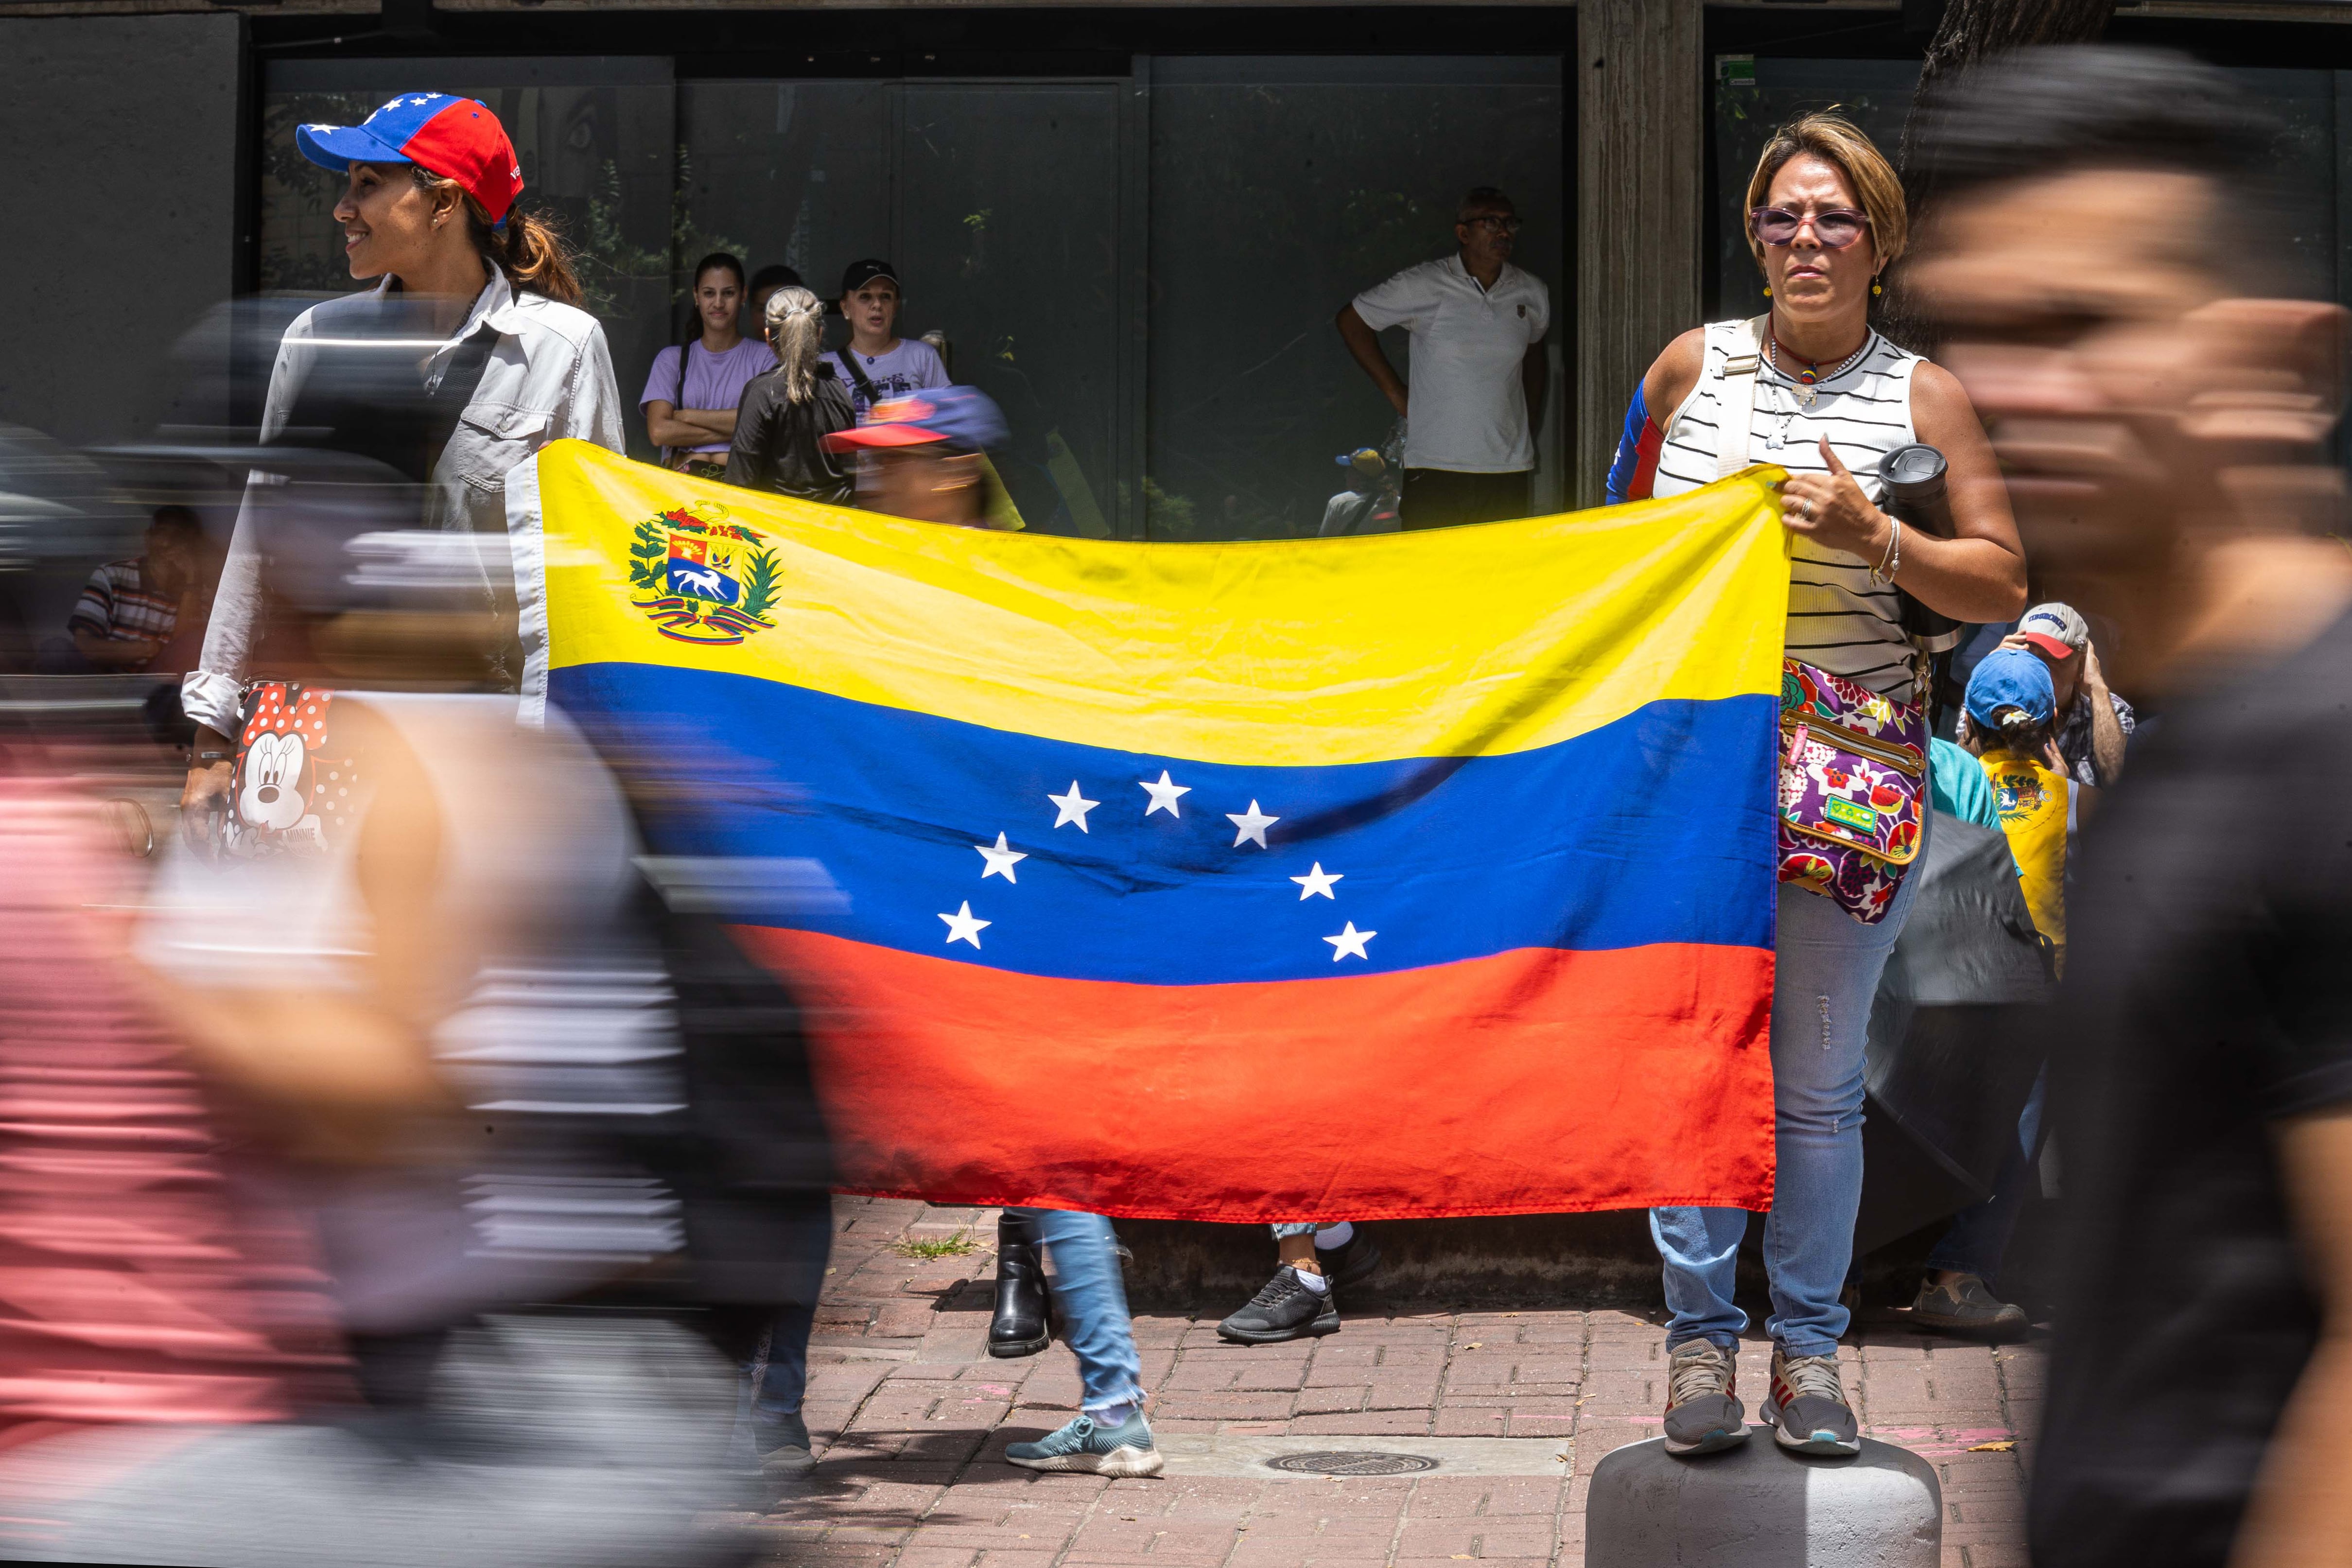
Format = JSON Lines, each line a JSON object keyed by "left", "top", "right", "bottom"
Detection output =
{"left": 1871, "top": 515, "right": 1902, "bottom": 583}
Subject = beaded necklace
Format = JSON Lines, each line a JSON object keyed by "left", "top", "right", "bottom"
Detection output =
{"left": 1766, "top": 330, "right": 1871, "bottom": 408}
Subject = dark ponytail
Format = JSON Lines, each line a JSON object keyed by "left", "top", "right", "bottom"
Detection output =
{"left": 481, "top": 207, "right": 581, "bottom": 305}
{"left": 1998, "top": 708, "right": 2048, "bottom": 757}
{"left": 412, "top": 167, "right": 584, "bottom": 305}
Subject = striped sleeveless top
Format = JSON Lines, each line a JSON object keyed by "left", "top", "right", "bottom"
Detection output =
{"left": 1650, "top": 319, "right": 1923, "bottom": 698}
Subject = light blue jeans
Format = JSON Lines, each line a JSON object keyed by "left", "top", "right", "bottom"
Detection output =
{"left": 1650, "top": 854, "right": 1924, "bottom": 1360}
{"left": 1008, "top": 1208, "right": 1143, "bottom": 1414}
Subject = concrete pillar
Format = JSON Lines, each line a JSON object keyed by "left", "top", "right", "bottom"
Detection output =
{"left": 1574, "top": 0, "right": 1703, "bottom": 508}
{"left": 1585, "top": 1430, "right": 1941, "bottom": 1567}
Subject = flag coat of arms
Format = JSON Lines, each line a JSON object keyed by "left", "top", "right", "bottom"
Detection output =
{"left": 512, "top": 441, "right": 1792, "bottom": 1220}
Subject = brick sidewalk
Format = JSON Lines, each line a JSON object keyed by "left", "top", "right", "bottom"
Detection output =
{"left": 763, "top": 1198, "right": 2040, "bottom": 1568}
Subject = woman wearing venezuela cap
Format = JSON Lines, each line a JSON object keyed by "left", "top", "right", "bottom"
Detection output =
{"left": 179, "top": 92, "right": 625, "bottom": 822}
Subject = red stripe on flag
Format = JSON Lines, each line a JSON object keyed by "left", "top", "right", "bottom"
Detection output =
{"left": 732, "top": 929, "right": 1777, "bottom": 1221}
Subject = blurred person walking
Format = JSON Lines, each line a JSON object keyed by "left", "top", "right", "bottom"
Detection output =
{"left": 42, "top": 505, "right": 208, "bottom": 673}
{"left": 2004, "top": 601, "right": 2133, "bottom": 787}
{"left": 177, "top": 92, "right": 624, "bottom": 830}
{"left": 1908, "top": 46, "right": 2352, "bottom": 1568}
{"left": 834, "top": 259, "right": 951, "bottom": 421}
{"left": 1339, "top": 188, "right": 1550, "bottom": 529}
{"left": 825, "top": 384, "right": 1019, "bottom": 529}
{"left": 726, "top": 286, "right": 854, "bottom": 505}
{"left": 52, "top": 527, "right": 766, "bottom": 1566}
{"left": 1612, "top": 112, "right": 2027, "bottom": 1460}
{"left": 643, "top": 252, "right": 770, "bottom": 477}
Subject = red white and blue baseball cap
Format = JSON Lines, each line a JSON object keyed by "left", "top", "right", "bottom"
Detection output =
{"left": 823, "top": 386, "right": 1010, "bottom": 455}
{"left": 296, "top": 93, "right": 524, "bottom": 225}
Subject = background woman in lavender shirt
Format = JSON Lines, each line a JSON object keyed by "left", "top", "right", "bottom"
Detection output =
{"left": 642, "top": 252, "right": 772, "bottom": 477}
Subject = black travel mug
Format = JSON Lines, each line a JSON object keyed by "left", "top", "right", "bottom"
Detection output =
{"left": 1877, "top": 443, "right": 1963, "bottom": 653}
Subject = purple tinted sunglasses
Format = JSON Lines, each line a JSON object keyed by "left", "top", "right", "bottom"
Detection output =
{"left": 1750, "top": 206, "right": 1869, "bottom": 249}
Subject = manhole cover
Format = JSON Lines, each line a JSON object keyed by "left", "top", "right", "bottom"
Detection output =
{"left": 1263, "top": 1450, "right": 1440, "bottom": 1476}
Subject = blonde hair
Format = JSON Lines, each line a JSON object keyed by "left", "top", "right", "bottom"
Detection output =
{"left": 763, "top": 286, "right": 825, "bottom": 405}
{"left": 1743, "top": 111, "right": 1908, "bottom": 277}
{"left": 410, "top": 166, "right": 582, "bottom": 306}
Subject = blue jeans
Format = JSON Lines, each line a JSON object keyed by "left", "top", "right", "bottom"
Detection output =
{"left": 1009, "top": 1208, "right": 1143, "bottom": 1414}
{"left": 1925, "top": 1067, "right": 2046, "bottom": 1288}
{"left": 1650, "top": 855, "right": 1924, "bottom": 1360}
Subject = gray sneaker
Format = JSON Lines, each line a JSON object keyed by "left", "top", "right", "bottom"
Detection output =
{"left": 1005, "top": 1410, "right": 1164, "bottom": 1477}
{"left": 1661, "top": 1339, "right": 1747, "bottom": 1456}
{"left": 1911, "top": 1273, "right": 2029, "bottom": 1339}
{"left": 1760, "top": 1349, "right": 1860, "bottom": 1457}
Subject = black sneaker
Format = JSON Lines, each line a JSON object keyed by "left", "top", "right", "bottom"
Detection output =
{"left": 1910, "top": 1273, "right": 2029, "bottom": 1339}
{"left": 757, "top": 1409, "right": 816, "bottom": 1479}
{"left": 1314, "top": 1228, "right": 1383, "bottom": 1293}
{"left": 1661, "top": 1338, "right": 1747, "bottom": 1457}
{"left": 1217, "top": 1264, "right": 1341, "bottom": 1344}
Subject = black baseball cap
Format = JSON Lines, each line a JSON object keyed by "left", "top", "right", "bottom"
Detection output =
{"left": 841, "top": 258, "right": 901, "bottom": 296}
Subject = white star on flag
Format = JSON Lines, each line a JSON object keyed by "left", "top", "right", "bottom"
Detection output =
{"left": 1323, "top": 922, "right": 1377, "bottom": 961}
{"left": 1047, "top": 781, "right": 1099, "bottom": 832}
{"left": 1226, "top": 800, "right": 1279, "bottom": 849}
{"left": 1138, "top": 770, "right": 1191, "bottom": 818}
{"left": 939, "top": 901, "right": 991, "bottom": 948}
{"left": 975, "top": 832, "right": 1027, "bottom": 883}
{"left": 1291, "top": 862, "right": 1342, "bottom": 900}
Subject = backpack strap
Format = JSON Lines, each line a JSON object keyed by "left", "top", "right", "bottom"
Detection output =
{"left": 1714, "top": 314, "right": 1767, "bottom": 479}
{"left": 834, "top": 348, "right": 878, "bottom": 406}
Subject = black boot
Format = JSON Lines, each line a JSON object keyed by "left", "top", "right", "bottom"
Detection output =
{"left": 988, "top": 1211, "right": 1051, "bottom": 1358}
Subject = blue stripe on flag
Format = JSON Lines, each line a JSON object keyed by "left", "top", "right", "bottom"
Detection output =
{"left": 553, "top": 663, "right": 1777, "bottom": 985}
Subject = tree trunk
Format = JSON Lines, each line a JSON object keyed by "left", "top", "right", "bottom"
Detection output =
{"left": 1882, "top": 0, "right": 2118, "bottom": 352}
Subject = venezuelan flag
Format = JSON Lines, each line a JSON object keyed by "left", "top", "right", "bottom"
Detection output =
{"left": 515, "top": 442, "right": 1791, "bottom": 1220}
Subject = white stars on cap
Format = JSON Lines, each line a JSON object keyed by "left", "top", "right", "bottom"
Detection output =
{"left": 1139, "top": 770, "right": 1191, "bottom": 818}
{"left": 1226, "top": 800, "right": 1279, "bottom": 849}
{"left": 1291, "top": 863, "right": 1342, "bottom": 901}
{"left": 1324, "top": 922, "right": 1377, "bottom": 962}
{"left": 939, "top": 901, "right": 991, "bottom": 948}
{"left": 1047, "top": 781, "right": 1099, "bottom": 832}
{"left": 976, "top": 832, "right": 1027, "bottom": 883}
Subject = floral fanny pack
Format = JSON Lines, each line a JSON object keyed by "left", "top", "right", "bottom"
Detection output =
{"left": 1776, "top": 659, "right": 1926, "bottom": 924}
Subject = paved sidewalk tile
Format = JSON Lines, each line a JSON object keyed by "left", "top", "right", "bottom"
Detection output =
{"left": 761, "top": 1198, "right": 2040, "bottom": 1567}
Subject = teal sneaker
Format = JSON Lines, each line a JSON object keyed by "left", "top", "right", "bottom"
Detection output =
{"left": 1005, "top": 1410, "right": 1164, "bottom": 1477}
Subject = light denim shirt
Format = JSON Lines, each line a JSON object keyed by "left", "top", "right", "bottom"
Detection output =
{"left": 183, "top": 271, "right": 625, "bottom": 738}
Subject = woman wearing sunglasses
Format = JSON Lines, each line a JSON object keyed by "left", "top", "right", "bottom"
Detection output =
{"left": 1606, "top": 113, "right": 2026, "bottom": 1462}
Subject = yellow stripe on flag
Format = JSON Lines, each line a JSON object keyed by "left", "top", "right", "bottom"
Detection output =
{"left": 530, "top": 440, "right": 1791, "bottom": 767}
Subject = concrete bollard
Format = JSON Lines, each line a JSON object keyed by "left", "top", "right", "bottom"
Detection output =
{"left": 1585, "top": 1429, "right": 1940, "bottom": 1568}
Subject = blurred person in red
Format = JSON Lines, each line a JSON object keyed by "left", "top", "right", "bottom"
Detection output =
{"left": 0, "top": 525, "right": 769, "bottom": 1566}
{"left": 1908, "top": 46, "right": 2352, "bottom": 1568}
{"left": 0, "top": 770, "right": 350, "bottom": 1501}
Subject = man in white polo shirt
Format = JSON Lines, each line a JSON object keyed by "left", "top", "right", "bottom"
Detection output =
{"left": 1337, "top": 187, "right": 1551, "bottom": 529}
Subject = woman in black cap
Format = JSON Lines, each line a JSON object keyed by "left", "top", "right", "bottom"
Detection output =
{"left": 178, "top": 91, "right": 624, "bottom": 828}
{"left": 833, "top": 257, "right": 951, "bottom": 420}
